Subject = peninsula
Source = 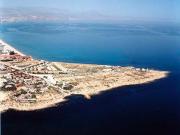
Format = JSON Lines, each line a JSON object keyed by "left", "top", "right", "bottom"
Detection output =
{"left": 0, "top": 39, "right": 168, "bottom": 112}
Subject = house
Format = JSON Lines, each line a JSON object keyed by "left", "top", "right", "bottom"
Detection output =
{"left": 2, "top": 82, "right": 17, "bottom": 91}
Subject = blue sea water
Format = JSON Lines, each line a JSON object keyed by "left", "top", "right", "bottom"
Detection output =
{"left": 1, "top": 21, "right": 180, "bottom": 135}
{"left": 1, "top": 22, "right": 180, "bottom": 71}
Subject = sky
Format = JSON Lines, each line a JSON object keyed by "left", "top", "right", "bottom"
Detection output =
{"left": 1, "top": 0, "right": 180, "bottom": 22}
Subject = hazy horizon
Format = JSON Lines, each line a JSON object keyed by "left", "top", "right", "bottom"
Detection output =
{"left": 1, "top": 0, "right": 180, "bottom": 23}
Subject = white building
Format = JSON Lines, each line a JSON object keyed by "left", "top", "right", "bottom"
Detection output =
{"left": 0, "top": 44, "right": 5, "bottom": 54}
{"left": 43, "top": 75, "right": 56, "bottom": 85}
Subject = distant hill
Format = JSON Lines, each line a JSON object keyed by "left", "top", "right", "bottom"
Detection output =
{"left": 0, "top": 7, "right": 115, "bottom": 23}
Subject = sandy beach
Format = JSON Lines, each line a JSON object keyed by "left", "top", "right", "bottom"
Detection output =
{"left": 0, "top": 39, "right": 25, "bottom": 56}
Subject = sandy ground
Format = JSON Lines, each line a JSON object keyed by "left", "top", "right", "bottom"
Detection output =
{"left": 0, "top": 91, "right": 7, "bottom": 101}
{"left": 0, "top": 39, "right": 25, "bottom": 56}
{"left": 0, "top": 91, "right": 8, "bottom": 112}
{"left": 0, "top": 39, "right": 168, "bottom": 112}
{"left": 0, "top": 70, "right": 168, "bottom": 112}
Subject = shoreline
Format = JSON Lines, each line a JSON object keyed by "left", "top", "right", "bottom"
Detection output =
{"left": 1, "top": 71, "right": 168, "bottom": 112}
{"left": 0, "top": 39, "right": 25, "bottom": 56}
{"left": 0, "top": 39, "right": 169, "bottom": 112}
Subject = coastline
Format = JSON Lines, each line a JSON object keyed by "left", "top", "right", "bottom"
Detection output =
{"left": 2, "top": 71, "right": 168, "bottom": 112}
{"left": 0, "top": 39, "right": 25, "bottom": 56}
{"left": 0, "top": 39, "right": 169, "bottom": 112}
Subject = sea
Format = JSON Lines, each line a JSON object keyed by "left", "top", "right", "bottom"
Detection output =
{"left": 0, "top": 21, "right": 180, "bottom": 135}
